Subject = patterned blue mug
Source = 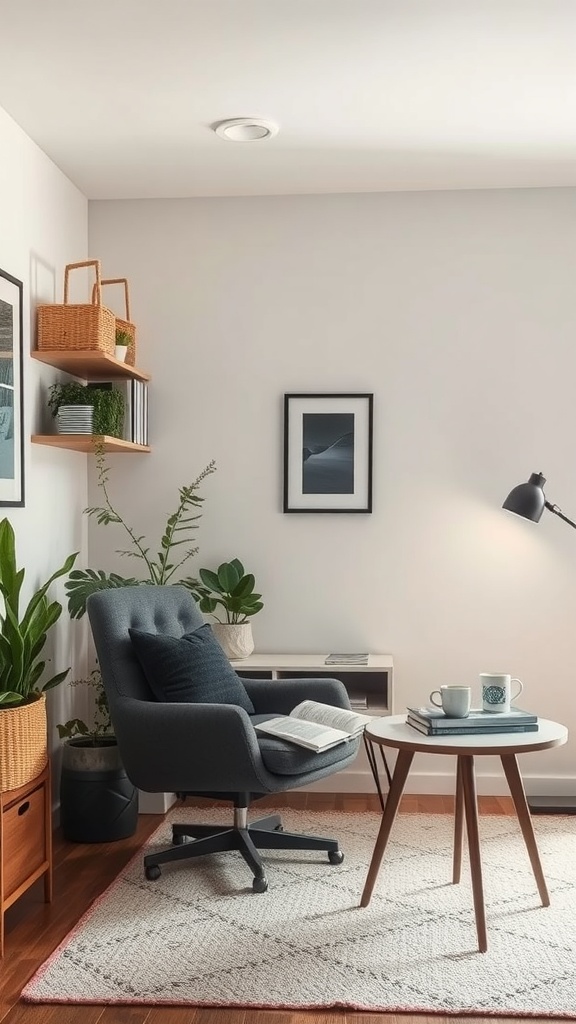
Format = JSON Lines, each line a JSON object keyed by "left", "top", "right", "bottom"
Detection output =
{"left": 480, "top": 673, "right": 523, "bottom": 714}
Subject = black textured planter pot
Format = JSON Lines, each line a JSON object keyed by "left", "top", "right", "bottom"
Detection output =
{"left": 60, "top": 737, "right": 138, "bottom": 843}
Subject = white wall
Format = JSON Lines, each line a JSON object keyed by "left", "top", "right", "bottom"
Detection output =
{"left": 89, "top": 189, "right": 576, "bottom": 796}
{"left": 0, "top": 105, "right": 89, "bottom": 780}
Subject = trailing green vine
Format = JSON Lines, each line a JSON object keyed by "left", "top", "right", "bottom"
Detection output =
{"left": 65, "top": 444, "right": 217, "bottom": 619}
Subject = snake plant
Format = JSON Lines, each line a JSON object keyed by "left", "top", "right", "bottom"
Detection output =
{"left": 0, "top": 518, "right": 77, "bottom": 706}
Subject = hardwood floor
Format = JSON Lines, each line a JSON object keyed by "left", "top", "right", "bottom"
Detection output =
{"left": 1, "top": 792, "right": 522, "bottom": 1024}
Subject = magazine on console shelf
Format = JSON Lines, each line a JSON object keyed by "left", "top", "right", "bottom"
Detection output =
{"left": 324, "top": 653, "right": 369, "bottom": 665}
{"left": 254, "top": 700, "right": 374, "bottom": 753}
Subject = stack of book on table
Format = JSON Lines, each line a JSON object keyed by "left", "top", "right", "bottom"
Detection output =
{"left": 406, "top": 706, "right": 539, "bottom": 736}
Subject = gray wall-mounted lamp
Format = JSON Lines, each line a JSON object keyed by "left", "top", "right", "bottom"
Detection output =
{"left": 503, "top": 472, "right": 576, "bottom": 531}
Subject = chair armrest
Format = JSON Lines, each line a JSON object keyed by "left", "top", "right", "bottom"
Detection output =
{"left": 113, "top": 698, "right": 269, "bottom": 793}
{"left": 242, "top": 676, "right": 351, "bottom": 715}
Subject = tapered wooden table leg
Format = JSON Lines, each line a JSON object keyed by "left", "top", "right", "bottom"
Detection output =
{"left": 452, "top": 756, "right": 464, "bottom": 884}
{"left": 500, "top": 753, "right": 550, "bottom": 906}
{"left": 459, "top": 754, "right": 487, "bottom": 952}
{"left": 360, "top": 748, "right": 414, "bottom": 907}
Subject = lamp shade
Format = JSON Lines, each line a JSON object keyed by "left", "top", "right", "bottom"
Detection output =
{"left": 502, "top": 472, "right": 547, "bottom": 523}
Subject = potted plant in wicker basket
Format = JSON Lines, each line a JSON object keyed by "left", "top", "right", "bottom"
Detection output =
{"left": 0, "top": 519, "right": 77, "bottom": 793}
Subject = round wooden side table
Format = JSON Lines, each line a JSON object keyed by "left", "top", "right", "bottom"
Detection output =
{"left": 361, "top": 715, "right": 568, "bottom": 952}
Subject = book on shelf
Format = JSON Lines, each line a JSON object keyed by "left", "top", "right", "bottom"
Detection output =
{"left": 349, "top": 697, "right": 369, "bottom": 710}
{"left": 132, "top": 379, "right": 149, "bottom": 445}
{"left": 406, "top": 705, "right": 537, "bottom": 730}
{"left": 325, "top": 653, "right": 369, "bottom": 666}
{"left": 406, "top": 714, "right": 539, "bottom": 737}
{"left": 87, "top": 379, "right": 145, "bottom": 444}
{"left": 254, "top": 699, "right": 373, "bottom": 753}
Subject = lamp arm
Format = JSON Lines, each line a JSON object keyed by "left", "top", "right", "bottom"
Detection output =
{"left": 544, "top": 501, "right": 576, "bottom": 530}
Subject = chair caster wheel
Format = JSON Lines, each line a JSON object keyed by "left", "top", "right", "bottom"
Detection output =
{"left": 274, "top": 824, "right": 284, "bottom": 831}
{"left": 329, "top": 850, "right": 344, "bottom": 865}
{"left": 172, "top": 832, "right": 188, "bottom": 845}
{"left": 145, "top": 865, "right": 161, "bottom": 881}
{"left": 253, "top": 875, "right": 268, "bottom": 893}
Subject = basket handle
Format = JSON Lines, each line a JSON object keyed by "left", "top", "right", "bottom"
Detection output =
{"left": 64, "top": 259, "right": 102, "bottom": 305}
{"left": 91, "top": 278, "right": 131, "bottom": 321}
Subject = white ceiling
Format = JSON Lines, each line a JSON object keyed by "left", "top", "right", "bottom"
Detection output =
{"left": 1, "top": 0, "right": 576, "bottom": 200}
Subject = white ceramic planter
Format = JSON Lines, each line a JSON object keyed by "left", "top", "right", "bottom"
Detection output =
{"left": 115, "top": 345, "right": 128, "bottom": 362}
{"left": 211, "top": 622, "right": 254, "bottom": 660}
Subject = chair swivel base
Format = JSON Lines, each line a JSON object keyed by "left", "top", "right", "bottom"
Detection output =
{"left": 143, "top": 811, "right": 344, "bottom": 892}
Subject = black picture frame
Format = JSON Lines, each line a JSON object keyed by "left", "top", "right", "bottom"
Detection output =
{"left": 0, "top": 268, "right": 24, "bottom": 507}
{"left": 283, "top": 393, "right": 373, "bottom": 513}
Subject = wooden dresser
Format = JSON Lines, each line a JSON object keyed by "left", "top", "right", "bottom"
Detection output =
{"left": 0, "top": 762, "right": 52, "bottom": 956}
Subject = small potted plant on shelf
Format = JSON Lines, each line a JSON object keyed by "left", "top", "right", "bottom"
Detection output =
{"left": 48, "top": 381, "right": 125, "bottom": 438}
{"left": 114, "top": 328, "right": 131, "bottom": 363}
{"left": 187, "top": 558, "right": 263, "bottom": 659}
{"left": 0, "top": 518, "right": 77, "bottom": 792}
{"left": 57, "top": 669, "right": 137, "bottom": 842}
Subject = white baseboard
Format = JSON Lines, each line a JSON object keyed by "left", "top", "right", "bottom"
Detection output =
{"left": 302, "top": 767, "right": 576, "bottom": 798}
{"left": 138, "top": 791, "right": 178, "bottom": 813}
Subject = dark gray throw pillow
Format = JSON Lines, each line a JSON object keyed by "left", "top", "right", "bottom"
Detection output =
{"left": 129, "top": 623, "right": 255, "bottom": 714}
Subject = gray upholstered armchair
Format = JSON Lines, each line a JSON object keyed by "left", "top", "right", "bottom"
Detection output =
{"left": 87, "top": 585, "right": 360, "bottom": 892}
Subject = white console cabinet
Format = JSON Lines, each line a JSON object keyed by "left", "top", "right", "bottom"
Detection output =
{"left": 233, "top": 653, "right": 393, "bottom": 714}
{"left": 234, "top": 653, "right": 394, "bottom": 793}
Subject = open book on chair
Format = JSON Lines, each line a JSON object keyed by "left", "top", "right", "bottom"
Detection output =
{"left": 254, "top": 699, "right": 373, "bottom": 753}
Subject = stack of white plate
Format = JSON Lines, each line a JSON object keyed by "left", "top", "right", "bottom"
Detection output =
{"left": 56, "top": 404, "right": 94, "bottom": 434}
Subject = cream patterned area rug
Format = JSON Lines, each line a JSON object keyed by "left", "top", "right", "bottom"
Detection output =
{"left": 23, "top": 807, "right": 576, "bottom": 1016}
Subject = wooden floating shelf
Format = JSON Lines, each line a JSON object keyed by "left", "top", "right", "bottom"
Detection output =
{"left": 31, "top": 350, "right": 151, "bottom": 382}
{"left": 31, "top": 435, "right": 151, "bottom": 453}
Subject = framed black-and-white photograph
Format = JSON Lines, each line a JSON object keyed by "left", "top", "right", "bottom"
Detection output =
{"left": 0, "top": 269, "right": 24, "bottom": 507}
{"left": 283, "top": 393, "right": 373, "bottom": 513}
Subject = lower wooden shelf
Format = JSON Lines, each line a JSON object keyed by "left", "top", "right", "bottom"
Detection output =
{"left": 32, "top": 435, "right": 151, "bottom": 453}
{"left": 1, "top": 762, "right": 52, "bottom": 957}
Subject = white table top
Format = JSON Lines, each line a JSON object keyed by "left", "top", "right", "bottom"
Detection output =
{"left": 231, "top": 653, "right": 393, "bottom": 670}
{"left": 366, "top": 714, "right": 568, "bottom": 756}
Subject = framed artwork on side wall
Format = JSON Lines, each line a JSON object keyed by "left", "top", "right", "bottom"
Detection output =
{"left": 0, "top": 268, "right": 24, "bottom": 507}
{"left": 283, "top": 393, "right": 373, "bottom": 513}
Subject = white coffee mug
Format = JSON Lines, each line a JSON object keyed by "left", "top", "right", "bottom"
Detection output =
{"left": 480, "top": 673, "right": 523, "bottom": 714}
{"left": 429, "top": 685, "right": 472, "bottom": 718}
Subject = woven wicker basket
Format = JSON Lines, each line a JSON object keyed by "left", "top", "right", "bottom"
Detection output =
{"left": 92, "top": 278, "right": 137, "bottom": 367}
{"left": 0, "top": 692, "right": 48, "bottom": 793}
{"left": 37, "top": 260, "right": 116, "bottom": 356}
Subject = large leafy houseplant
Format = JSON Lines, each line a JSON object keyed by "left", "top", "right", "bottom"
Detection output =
{"left": 59, "top": 451, "right": 216, "bottom": 838}
{"left": 0, "top": 518, "right": 77, "bottom": 706}
{"left": 65, "top": 446, "right": 217, "bottom": 619}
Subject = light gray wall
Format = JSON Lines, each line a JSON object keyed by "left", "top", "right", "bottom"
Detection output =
{"left": 0, "top": 104, "right": 89, "bottom": 775}
{"left": 89, "top": 189, "right": 576, "bottom": 795}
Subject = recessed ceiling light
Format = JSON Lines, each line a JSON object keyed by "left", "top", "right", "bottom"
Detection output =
{"left": 213, "top": 118, "right": 279, "bottom": 142}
